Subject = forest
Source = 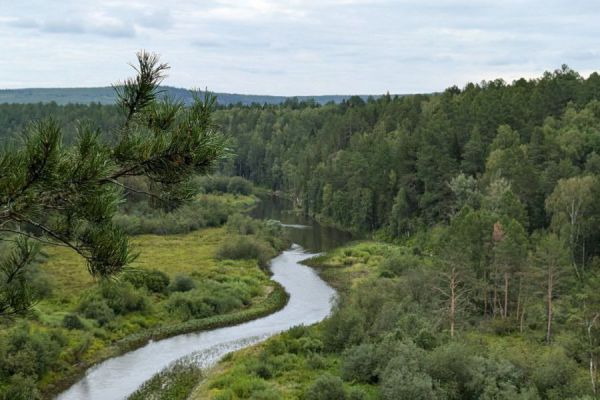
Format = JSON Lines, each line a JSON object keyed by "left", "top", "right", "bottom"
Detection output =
{"left": 2, "top": 63, "right": 600, "bottom": 399}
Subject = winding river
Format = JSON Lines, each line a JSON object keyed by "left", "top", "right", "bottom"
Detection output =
{"left": 57, "top": 197, "right": 351, "bottom": 400}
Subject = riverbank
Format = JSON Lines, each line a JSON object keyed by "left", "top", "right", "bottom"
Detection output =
{"left": 0, "top": 190, "right": 300, "bottom": 399}
{"left": 58, "top": 244, "right": 335, "bottom": 400}
{"left": 189, "top": 241, "right": 386, "bottom": 399}
{"left": 192, "top": 238, "right": 594, "bottom": 400}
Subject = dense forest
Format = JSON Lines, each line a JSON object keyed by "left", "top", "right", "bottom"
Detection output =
{"left": 4, "top": 65, "right": 600, "bottom": 398}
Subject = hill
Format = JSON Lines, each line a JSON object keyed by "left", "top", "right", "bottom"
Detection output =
{"left": 0, "top": 86, "right": 376, "bottom": 106}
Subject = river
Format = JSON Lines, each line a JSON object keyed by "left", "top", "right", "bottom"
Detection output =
{"left": 56, "top": 196, "right": 351, "bottom": 400}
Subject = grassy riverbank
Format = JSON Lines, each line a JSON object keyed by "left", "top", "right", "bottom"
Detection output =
{"left": 0, "top": 189, "right": 293, "bottom": 399}
{"left": 190, "top": 241, "right": 592, "bottom": 400}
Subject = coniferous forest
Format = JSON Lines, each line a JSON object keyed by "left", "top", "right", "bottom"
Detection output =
{"left": 3, "top": 62, "right": 600, "bottom": 399}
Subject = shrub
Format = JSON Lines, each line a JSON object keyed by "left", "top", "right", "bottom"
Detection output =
{"left": 306, "top": 354, "right": 326, "bottom": 370}
{"left": 380, "top": 369, "right": 436, "bottom": 400}
{"left": 78, "top": 298, "right": 115, "bottom": 325}
{"left": 165, "top": 291, "right": 214, "bottom": 321}
{"left": 380, "top": 252, "right": 421, "bottom": 276}
{"left": 531, "top": 349, "right": 579, "bottom": 399}
{"left": 303, "top": 374, "right": 346, "bottom": 400}
{"left": 322, "top": 305, "right": 366, "bottom": 352}
{"left": 254, "top": 362, "right": 273, "bottom": 379}
{"left": 341, "top": 343, "right": 378, "bottom": 383}
{"left": 123, "top": 269, "right": 170, "bottom": 293}
{"left": 216, "top": 236, "right": 273, "bottom": 268}
{"left": 62, "top": 313, "right": 84, "bottom": 330}
{"left": 226, "top": 213, "right": 260, "bottom": 235}
{"left": 194, "top": 175, "right": 254, "bottom": 195}
{"left": 100, "top": 282, "right": 150, "bottom": 315}
{"left": 0, "top": 323, "right": 64, "bottom": 379}
{"left": 347, "top": 388, "right": 367, "bottom": 400}
{"left": 169, "top": 275, "right": 196, "bottom": 292}
{"left": 0, "top": 373, "right": 41, "bottom": 400}
{"left": 226, "top": 176, "right": 253, "bottom": 195}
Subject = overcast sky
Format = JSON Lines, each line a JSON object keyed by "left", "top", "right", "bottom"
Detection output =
{"left": 0, "top": 1, "right": 598, "bottom": 95}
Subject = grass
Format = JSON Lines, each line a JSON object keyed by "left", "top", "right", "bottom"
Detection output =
{"left": 12, "top": 192, "right": 296, "bottom": 398}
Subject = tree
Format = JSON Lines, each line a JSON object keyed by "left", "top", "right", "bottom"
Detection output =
{"left": 491, "top": 219, "right": 527, "bottom": 320}
{"left": 545, "top": 176, "right": 595, "bottom": 277}
{"left": 0, "top": 51, "right": 227, "bottom": 317}
{"left": 531, "top": 234, "right": 570, "bottom": 343}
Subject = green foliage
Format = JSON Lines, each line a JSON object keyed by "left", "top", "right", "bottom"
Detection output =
{"left": 340, "top": 344, "right": 378, "bottom": 383}
{"left": 165, "top": 291, "right": 216, "bottom": 320}
{"left": 62, "top": 313, "right": 85, "bottom": 330}
{"left": 127, "top": 360, "right": 203, "bottom": 400}
{"left": 0, "top": 373, "right": 42, "bottom": 400}
{"left": 216, "top": 236, "right": 275, "bottom": 268}
{"left": 169, "top": 274, "right": 196, "bottom": 292}
{"left": 99, "top": 282, "right": 150, "bottom": 315}
{"left": 123, "top": 268, "right": 170, "bottom": 293}
{"left": 0, "top": 323, "right": 64, "bottom": 382}
{"left": 78, "top": 297, "right": 115, "bottom": 325}
{"left": 303, "top": 374, "right": 347, "bottom": 400}
{"left": 194, "top": 175, "right": 254, "bottom": 195}
{"left": 0, "top": 51, "right": 227, "bottom": 317}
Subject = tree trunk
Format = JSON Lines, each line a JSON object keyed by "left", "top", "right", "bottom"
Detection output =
{"left": 450, "top": 267, "right": 456, "bottom": 338}
{"left": 587, "top": 314, "right": 599, "bottom": 395}
{"left": 503, "top": 271, "right": 509, "bottom": 319}
{"left": 546, "top": 273, "right": 553, "bottom": 343}
{"left": 483, "top": 271, "right": 488, "bottom": 317}
{"left": 516, "top": 276, "right": 522, "bottom": 324}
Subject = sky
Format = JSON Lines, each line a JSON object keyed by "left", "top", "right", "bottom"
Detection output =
{"left": 0, "top": 0, "right": 598, "bottom": 95}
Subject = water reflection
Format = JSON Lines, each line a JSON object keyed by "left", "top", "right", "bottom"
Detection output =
{"left": 249, "top": 196, "right": 353, "bottom": 252}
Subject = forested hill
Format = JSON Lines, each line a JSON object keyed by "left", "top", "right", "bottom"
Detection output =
{"left": 215, "top": 66, "right": 600, "bottom": 239}
{"left": 0, "top": 86, "right": 372, "bottom": 106}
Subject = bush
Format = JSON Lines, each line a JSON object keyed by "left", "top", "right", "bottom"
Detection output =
{"left": 0, "top": 373, "right": 41, "bottom": 400}
{"left": 531, "top": 349, "right": 579, "bottom": 399}
{"left": 100, "top": 282, "right": 150, "bottom": 315}
{"left": 169, "top": 275, "right": 196, "bottom": 292}
{"left": 194, "top": 175, "right": 254, "bottom": 195}
{"left": 380, "top": 252, "right": 421, "bottom": 276}
{"left": 123, "top": 268, "right": 170, "bottom": 293}
{"left": 322, "top": 305, "right": 366, "bottom": 352}
{"left": 304, "top": 374, "right": 346, "bottom": 400}
{"left": 380, "top": 369, "right": 436, "bottom": 400}
{"left": 226, "top": 213, "right": 261, "bottom": 235}
{"left": 347, "top": 388, "right": 367, "bottom": 400}
{"left": 227, "top": 176, "right": 253, "bottom": 195}
{"left": 78, "top": 297, "right": 115, "bottom": 325}
{"left": 254, "top": 362, "right": 273, "bottom": 379}
{"left": 0, "top": 323, "right": 64, "bottom": 379}
{"left": 216, "top": 236, "right": 273, "bottom": 268}
{"left": 62, "top": 313, "right": 85, "bottom": 330}
{"left": 165, "top": 291, "right": 214, "bottom": 321}
{"left": 341, "top": 343, "right": 378, "bottom": 383}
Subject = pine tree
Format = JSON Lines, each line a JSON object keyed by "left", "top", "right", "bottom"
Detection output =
{"left": 0, "top": 51, "right": 227, "bottom": 317}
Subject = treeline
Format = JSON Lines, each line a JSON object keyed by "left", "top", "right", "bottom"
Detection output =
{"left": 214, "top": 66, "right": 600, "bottom": 234}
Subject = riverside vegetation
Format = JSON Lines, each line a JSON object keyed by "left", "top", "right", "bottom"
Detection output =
{"left": 3, "top": 60, "right": 600, "bottom": 399}
{"left": 0, "top": 175, "right": 290, "bottom": 399}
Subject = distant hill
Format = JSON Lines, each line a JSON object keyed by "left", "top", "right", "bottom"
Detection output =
{"left": 0, "top": 86, "right": 376, "bottom": 106}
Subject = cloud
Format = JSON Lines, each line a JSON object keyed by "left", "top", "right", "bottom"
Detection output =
{"left": 1, "top": 0, "right": 599, "bottom": 94}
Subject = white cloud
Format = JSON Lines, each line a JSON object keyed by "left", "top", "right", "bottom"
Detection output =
{"left": 0, "top": 0, "right": 599, "bottom": 94}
